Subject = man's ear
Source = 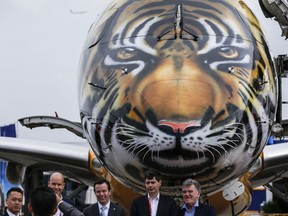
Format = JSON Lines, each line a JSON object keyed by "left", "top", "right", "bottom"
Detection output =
{"left": 28, "top": 203, "right": 33, "bottom": 214}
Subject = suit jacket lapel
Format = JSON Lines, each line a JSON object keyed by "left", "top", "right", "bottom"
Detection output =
{"left": 194, "top": 206, "right": 201, "bottom": 216}
{"left": 108, "top": 202, "right": 116, "bottom": 216}
{"left": 155, "top": 196, "right": 164, "bottom": 216}
{"left": 94, "top": 203, "right": 99, "bottom": 216}
{"left": 145, "top": 196, "right": 152, "bottom": 216}
{"left": 155, "top": 198, "right": 160, "bottom": 216}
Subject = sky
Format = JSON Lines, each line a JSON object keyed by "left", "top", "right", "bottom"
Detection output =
{"left": 0, "top": 0, "right": 287, "bottom": 142}
{"left": 0, "top": 0, "right": 110, "bottom": 141}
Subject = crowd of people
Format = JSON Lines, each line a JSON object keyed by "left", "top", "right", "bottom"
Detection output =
{"left": 1, "top": 170, "right": 216, "bottom": 216}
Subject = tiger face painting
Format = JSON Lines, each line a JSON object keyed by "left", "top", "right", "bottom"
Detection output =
{"left": 79, "top": 0, "right": 277, "bottom": 194}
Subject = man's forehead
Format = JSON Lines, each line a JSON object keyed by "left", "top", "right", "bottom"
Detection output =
{"left": 95, "top": 183, "right": 109, "bottom": 189}
{"left": 50, "top": 177, "right": 64, "bottom": 183}
{"left": 9, "top": 191, "right": 23, "bottom": 197}
{"left": 182, "top": 185, "right": 197, "bottom": 191}
{"left": 51, "top": 181, "right": 64, "bottom": 184}
{"left": 145, "top": 177, "right": 159, "bottom": 182}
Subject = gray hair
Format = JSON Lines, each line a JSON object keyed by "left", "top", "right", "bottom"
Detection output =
{"left": 182, "top": 178, "right": 201, "bottom": 193}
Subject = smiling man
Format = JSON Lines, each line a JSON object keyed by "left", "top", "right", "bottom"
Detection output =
{"left": 178, "top": 179, "right": 216, "bottom": 216}
{"left": 48, "top": 172, "right": 74, "bottom": 216}
{"left": 130, "top": 170, "right": 177, "bottom": 216}
{"left": 56, "top": 179, "right": 125, "bottom": 216}
{"left": 83, "top": 179, "right": 125, "bottom": 216}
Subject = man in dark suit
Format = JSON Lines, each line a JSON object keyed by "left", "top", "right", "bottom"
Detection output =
{"left": 48, "top": 171, "right": 74, "bottom": 216}
{"left": 28, "top": 186, "right": 57, "bottom": 216}
{"left": 178, "top": 179, "right": 216, "bottom": 216}
{"left": 130, "top": 170, "right": 177, "bottom": 216}
{"left": 83, "top": 179, "right": 125, "bottom": 216}
{"left": 58, "top": 179, "right": 125, "bottom": 216}
{"left": 2, "top": 187, "right": 23, "bottom": 216}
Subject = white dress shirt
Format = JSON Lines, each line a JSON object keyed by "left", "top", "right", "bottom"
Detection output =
{"left": 98, "top": 201, "right": 110, "bottom": 216}
{"left": 54, "top": 194, "right": 64, "bottom": 216}
{"left": 148, "top": 193, "right": 160, "bottom": 216}
{"left": 7, "top": 209, "right": 20, "bottom": 216}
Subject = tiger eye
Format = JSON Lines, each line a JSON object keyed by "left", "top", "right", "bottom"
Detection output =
{"left": 218, "top": 47, "right": 238, "bottom": 59}
{"left": 117, "top": 47, "right": 137, "bottom": 59}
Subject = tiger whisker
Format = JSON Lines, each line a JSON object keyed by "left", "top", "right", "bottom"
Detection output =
{"left": 123, "top": 139, "right": 148, "bottom": 152}
{"left": 135, "top": 145, "right": 152, "bottom": 161}
{"left": 130, "top": 142, "right": 148, "bottom": 157}
{"left": 117, "top": 126, "right": 149, "bottom": 136}
{"left": 123, "top": 142, "right": 139, "bottom": 154}
{"left": 205, "top": 140, "right": 229, "bottom": 155}
{"left": 118, "top": 137, "right": 136, "bottom": 146}
{"left": 142, "top": 147, "right": 155, "bottom": 161}
{"left": 223, "top": 137, "right": 241, "bottom": 145}
{"left": 208, "top": 146, "right": 223, "bottom": 157}
{"left": 153, "top": 145, "right": 162, "bottom": 161}
{"left": 221, "top": 136, "right": 239, "bottom": 145}
{"left": 119, "top": 138, "right": 149, "bottom": 155}
{"left": 199, "top": 149, "right": 206, "bottom": 160}
{"left": 196, "top": 149, "right": 200, "bottom": 161}
{"left": 205, "top": 148, "right": 216, "bottom": 162}
{"left": 221, "top": 141, "right": 238, "bottom": 149}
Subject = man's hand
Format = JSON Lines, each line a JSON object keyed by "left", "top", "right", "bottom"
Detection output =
{"left": 55, "top": 193, "right": 62, "bottom": 205}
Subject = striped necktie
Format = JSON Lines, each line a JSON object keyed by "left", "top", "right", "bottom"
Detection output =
{"left": 100, "top": 206, "right": 107, "bottom": 216}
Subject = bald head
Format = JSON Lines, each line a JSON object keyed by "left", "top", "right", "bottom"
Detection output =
{"left": 48, "top": 172, "right": 65, "bottom": 195}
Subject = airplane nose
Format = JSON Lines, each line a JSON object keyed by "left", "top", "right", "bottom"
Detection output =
{"left": 140, "top": 79, "right": 224, "bottom": 121}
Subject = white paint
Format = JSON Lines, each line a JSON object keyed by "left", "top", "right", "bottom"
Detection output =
{"left": 0, "top": 0, "right": 287, "bottom": 142}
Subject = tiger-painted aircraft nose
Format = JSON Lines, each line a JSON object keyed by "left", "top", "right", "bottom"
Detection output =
{"left": 4, "top": 0, "right": 288, "bottom": 215}
{"left": 79, "top": 0, "right": 277, "bottom": 203}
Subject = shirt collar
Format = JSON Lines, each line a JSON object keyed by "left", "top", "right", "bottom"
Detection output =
{"left": 181, "top": 200, "right": 199, "bottom": 210}
{"left": 147, "top": 193, "right": 160, "bottom": 200}
{"left": 7, "top": 209, "right": 19, "bottom": 216}
{"left": 98, "top": 201, "right": 111, "bottom": 209}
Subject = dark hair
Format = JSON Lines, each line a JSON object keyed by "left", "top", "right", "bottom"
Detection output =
{"left": 7, "top": 187, "right": 23, "bottom": 198}
{"left": 144, "top": 170, "right": 162, "bottom": 182}
{"left": 29, "top": 186, "right": 56, "bottom": 216}
{"left": 93, "top": 179, "right": 111, "bottom": 191}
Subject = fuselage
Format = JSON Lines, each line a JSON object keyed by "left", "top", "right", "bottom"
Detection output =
{"left": 79, "top": 0, "right": 277, "bottom": 196}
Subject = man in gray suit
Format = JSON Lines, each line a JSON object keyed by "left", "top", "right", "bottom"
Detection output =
{"left": 58, "top": 179, "right": 125, "bottom": 216}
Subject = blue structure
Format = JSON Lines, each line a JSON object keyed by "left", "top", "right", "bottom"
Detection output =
{"left": 248, "top": 187, "right": 266, "bottom": 212}
{"left": 0, "top": 124, "right": 22, "bottom": 200}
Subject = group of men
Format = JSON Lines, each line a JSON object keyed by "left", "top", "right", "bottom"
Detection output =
{"left": 130, "top": 170, "right": 216, "bottom": 216}
{"left": 2, "top": 171, "right": 70, "bottom": 216}
{"left": 2, "top": 170, "right": 216, "bottom": 216}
